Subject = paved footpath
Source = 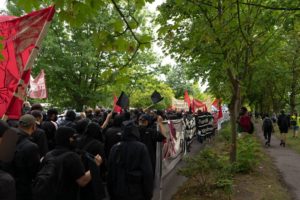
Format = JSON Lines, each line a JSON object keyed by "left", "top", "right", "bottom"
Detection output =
{"left": 256, "top": 122, "right": 300, "bottom": 200}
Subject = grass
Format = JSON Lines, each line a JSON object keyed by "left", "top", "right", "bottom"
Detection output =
{"left": 172, "top": 123, "right": 291, "bottom": 200}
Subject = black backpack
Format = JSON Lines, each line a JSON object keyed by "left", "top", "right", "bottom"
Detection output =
{"left": 263, "top": 118, "right": 273, "bottom": 132}
{"left": 32, "top": 151, "right": 71, "bottom": 200}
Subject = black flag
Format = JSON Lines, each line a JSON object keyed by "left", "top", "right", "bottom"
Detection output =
{"left": 151, "top": 90, "right": 164, "bottom": 104}
{"left": 116, "top": 91, "right": 129, "bottom": 108}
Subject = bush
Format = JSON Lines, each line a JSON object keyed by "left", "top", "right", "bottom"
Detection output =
{"left": 178, "top": 148, "right": 232, "bottom": 193}
{"left": 232, "top": 134, "right": 261, "bottom": 173}
{"left": 219, "top": 122, "right": 232, "bottom": 142}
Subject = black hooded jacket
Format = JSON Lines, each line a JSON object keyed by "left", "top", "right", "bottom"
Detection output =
{"left": 107, "top": 120, "right": 153, "bottom": 200}
{"left": 78, "top": 123, "right": 106, "bottom": 200}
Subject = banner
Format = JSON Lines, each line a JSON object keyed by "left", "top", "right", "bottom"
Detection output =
{"left": 172, "top": 98, "right": 188, "bottom": 111}
{"left": 161, "top": 119, "right": 186, "bottom": 177}
{"left": 28, "top": 69, "right": 47, "bottom": 99}
{"left": 0, "top": 6, "right": 55, "bottom": 119}
{"left": 191, "top": 98, "right": 207, "bottom": 113}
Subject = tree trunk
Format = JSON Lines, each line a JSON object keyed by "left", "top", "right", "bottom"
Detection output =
{"left": 290, "top": 65, "right": 297, "bottom": 114}
{"left": 229, "top": 84, "right": 240, "bottom": 163}
{"left": 227, "top": 68, "right": 240, "bottom": 163}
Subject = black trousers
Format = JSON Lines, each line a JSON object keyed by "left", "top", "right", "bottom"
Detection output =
{"left": 264, "top": 131, "right": 272, "bottom": 143}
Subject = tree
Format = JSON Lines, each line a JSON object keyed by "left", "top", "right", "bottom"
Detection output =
{"left": 6, "top": 1, "right": 159, "bottom": 111}
{"left": 164, "top": 65, "right": 193, "bottom": 98}
{"left": 156, "top": 0, "right": 297, "bottom": 162}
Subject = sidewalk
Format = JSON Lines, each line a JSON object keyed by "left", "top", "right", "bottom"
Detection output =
{"left": 256, "top": 123, "right": 300, "bottom": 200}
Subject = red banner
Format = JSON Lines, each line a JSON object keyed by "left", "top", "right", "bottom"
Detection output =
{"left": 28, "top": 69, "right": 47, "bottom": 99}
{"left": 191, "top": 98, "right": 206, "bottom": 113}
{"left": 0, "top": 6, "right": 55, "bottom": 119}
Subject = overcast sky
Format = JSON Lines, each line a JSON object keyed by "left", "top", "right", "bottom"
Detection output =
{"left": 0, "top": 0, "right": 6, "bottom": 10}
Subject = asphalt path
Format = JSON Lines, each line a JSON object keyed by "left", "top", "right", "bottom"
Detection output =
{"left": 256, "top": 122, "right": 300, "bottom": 200}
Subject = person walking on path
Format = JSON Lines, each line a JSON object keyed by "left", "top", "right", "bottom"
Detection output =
{"left": 262, "top": 114, "right": 274, "bottom": 147}
{"left": 237, "top": 107, "right": 253, "bottom": 134}
{"left": 291, "top": 112, "right": 300, "bottom": 138}
{"left": 277, "top": 110, "right": 289, "bottom": 147}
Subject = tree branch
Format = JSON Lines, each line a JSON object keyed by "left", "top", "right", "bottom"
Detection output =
{"left": 187, "top": 0, "right": 218, "bottom": 9}
{"left": 236, "top": 0, "right": 252, "bottom": 54}
{"left": 239, "top": 2, "right": 300, "bottom": 11}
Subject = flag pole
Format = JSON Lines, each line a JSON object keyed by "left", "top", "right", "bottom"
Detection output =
{"left": 144, "top": 103, "right": 155, "bottom": 111}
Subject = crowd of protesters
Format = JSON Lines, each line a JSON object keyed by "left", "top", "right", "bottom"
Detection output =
{"left": 0, "top": 102, "right": 188, "bottom": 200}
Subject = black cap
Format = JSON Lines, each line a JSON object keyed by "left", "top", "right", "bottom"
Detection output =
{"left": 139, "top": 114, "right": 151, "bottom": 122}
{"left": 19, "top": 114, "right": 36, "bottom": 127}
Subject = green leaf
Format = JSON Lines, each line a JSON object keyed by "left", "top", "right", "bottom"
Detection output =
{"left": 135, "top": 0, "right": 145, "bottom": 9}
{"left": 129, "top": 21, "right": 138, "bottom": 30}
{"left": 139, "top": 34, "right": 152, "bottom": 43}
{"left": 114, "top": 19, "right": 124, "bottom": 33}
{"left": 114, "top": 37, "right": 128, "bottom": 51}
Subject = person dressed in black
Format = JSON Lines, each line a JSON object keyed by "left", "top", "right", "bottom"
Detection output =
{"left": 78, "top": 122, "right": 106, "bottom": 200}
{"left": 12, "top": 114, "right": 40, "bottom": 200}
{"left": 31, "top": 110, "right": 48, "bottom": 157}
{"left": 58, "top": 110, "right": 77, "bottom": 129}
{"left": 0, "top": 120, "right": 17, "bottom": 200}
{"left": 277, "top": 110, "right": 289, "bottom": 147}
{"left": 108, "top": 120, "right": 154, "bottom": 200}
{"left": 48, "top": 126, "right": 102, "bottom": 200}
{"left": 41, "top": 108, "right": 58, "bottom": 150}
{"left": 262, "top": 114, "right": 274, "bottom": 147}
{"left": 104, "top": 114, "right": 124, "bottom": 159}
{"left": 138, "top": 114, "right": 166, "bottom": 174}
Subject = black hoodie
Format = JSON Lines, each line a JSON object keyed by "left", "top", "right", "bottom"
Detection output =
{"left": 107, "top": 120, "right": 154, "bottom": 200}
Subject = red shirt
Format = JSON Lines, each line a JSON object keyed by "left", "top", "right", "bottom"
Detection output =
{"left": 239, "top": 115, "right": 251, "bottom": 132}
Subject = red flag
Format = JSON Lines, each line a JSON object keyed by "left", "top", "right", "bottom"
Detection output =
{"left": 184, "top": 90, "right": 191, "bottom": 107}
{"left": 28, "top": 69, "right": 47, "bottom": 99}
{"left": 193, "top": 99, "right": 205, "bottom": 108}
{"left": 113, "top": 95, "right": 122, "bottom": 113}
{"left": 212, "top": 98, "right": 223, "bottom": 119}
{"left": 218, "top": 103, "right": 223, "bottom": 119}
{"left": 191, "top": 99, "right": 206, "bottom": 113}
{"left": 212, "top": 98, "right": 219, "bottom": 109}
{"left": 0, "top": 6, "right": 55, "bottom": 119}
